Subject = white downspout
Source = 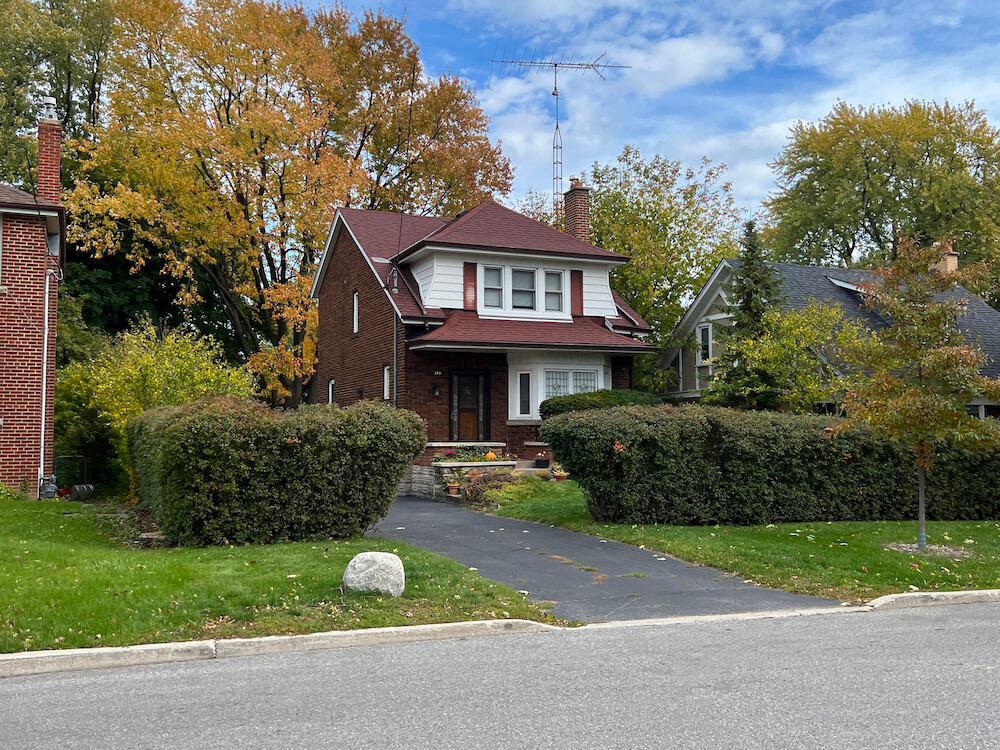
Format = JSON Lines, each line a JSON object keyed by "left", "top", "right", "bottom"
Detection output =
{"left": 39, "top": 266, "right": 54, "bottom": 491}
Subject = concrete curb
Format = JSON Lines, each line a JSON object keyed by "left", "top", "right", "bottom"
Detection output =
{"left": 868, "top": 589, "right": 1000, "bottom": 610}
{"left": 0, "top": 619, "right": 561, "bottom": 680}
{"left": 580, "top": 605, "right": 870, "bottom": 630}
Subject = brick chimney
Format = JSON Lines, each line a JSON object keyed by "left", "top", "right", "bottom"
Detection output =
{"left": 933, "top": 238, "right": 959, "bottom": 274}
{"left": 564, "top": 175, "right": 591, "bottom": 244}
{"left": 37, "top": 96, "right": 61, "bottom": 204}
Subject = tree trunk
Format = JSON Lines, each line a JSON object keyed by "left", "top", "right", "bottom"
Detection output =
{"left": 917, "top": 464, "right": 927, "bottom": 550}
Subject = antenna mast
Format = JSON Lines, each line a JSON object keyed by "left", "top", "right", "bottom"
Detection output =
{"left": 492, "top": 52, "right": 629, "bottom": 220}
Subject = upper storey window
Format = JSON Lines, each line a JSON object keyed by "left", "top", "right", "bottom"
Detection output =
{"left": 484, "top": 266, "right": 503, "bottom": 308}
{"left": 544, "top": 271, "right": 563, "bottom": 312}
{"left": 511, "top": 269, "right": 536, "bottom": 309}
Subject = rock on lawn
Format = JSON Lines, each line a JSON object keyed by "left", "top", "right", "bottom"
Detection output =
{"left": 343, "top": 552, "right": 405, "bottom": 597}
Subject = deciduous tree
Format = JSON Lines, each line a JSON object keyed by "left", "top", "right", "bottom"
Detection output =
{"left": 767, "top": 101, "right": 1000, "bottom": 270}
{"left": 834, "top": 239, "right": 1000, "bottom": 548}
{"left": 589, "top": 146, "right": 742, "bottom": 391}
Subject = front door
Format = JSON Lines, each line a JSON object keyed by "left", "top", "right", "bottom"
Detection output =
{"left": 451, "top": 372, "right": 488, "bottom": 441}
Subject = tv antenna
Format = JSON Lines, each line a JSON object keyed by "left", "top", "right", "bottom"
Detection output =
{"left": 491, "top": 52, "right": 630, "bottom": 219}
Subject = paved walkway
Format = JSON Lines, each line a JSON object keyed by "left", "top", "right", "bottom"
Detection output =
{"left": 377, "top": 496, "right": 838, "bottom": 623}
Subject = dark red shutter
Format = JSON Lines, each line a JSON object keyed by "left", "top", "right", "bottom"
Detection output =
{"left": 463, "top": 262, "right": 477, "bottom": 310}
{"left": 570, "top": 270, "right": 583, "bottom": 316}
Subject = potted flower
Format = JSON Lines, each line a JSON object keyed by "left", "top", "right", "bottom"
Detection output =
{"left": 534, "top": 451, "right": 550, "bottom": 469}
{"left": 551, "top": 462, "right": 569, "bottom": 481}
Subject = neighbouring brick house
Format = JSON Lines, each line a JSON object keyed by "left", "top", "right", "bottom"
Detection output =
{"left": 310, "top": 179, "right": 655, "bottom": 495}
{"left": 0, "top": 99, "right": 64, "bottom": 497}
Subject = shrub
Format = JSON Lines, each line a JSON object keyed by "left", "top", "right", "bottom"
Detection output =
{"left": 127, "top": 398, "right": 425, "bottom": 545}
{"left": 540, "top": 404, "right": 1000, "bottom": 525}
{"left": 539, "top": 389, "right": 662, "bottom": 419}
{"left": 463, "top": 471, "right": 523, "bottom": 507}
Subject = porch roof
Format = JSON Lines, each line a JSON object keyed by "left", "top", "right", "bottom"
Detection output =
{"left": 407, "top": 310, "right": 657, "bottom": 353}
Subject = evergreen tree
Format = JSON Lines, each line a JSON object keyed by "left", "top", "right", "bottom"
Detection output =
{"left": 703, "top": 221, "right": 784, "bottom": 409}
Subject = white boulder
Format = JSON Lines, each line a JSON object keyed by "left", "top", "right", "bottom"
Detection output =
{"left": 342, "top": 551, "right": 405, "bottom": 597}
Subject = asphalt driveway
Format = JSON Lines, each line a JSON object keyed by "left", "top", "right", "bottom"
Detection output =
{"left": 376, "top": 496, "right": 839, "bottom": 623}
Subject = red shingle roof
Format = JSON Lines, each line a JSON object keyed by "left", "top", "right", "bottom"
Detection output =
{"left": 393, "top": 200, "right": 626, "bottom": 262}
{"left": 0, "top": 184, "right": 60, "bottom": 211}
{"left": 408, "top": 310, "right": 656, "bottom": 352}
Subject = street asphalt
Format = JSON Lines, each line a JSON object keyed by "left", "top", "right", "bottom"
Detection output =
{"left": 376, "top": 495, "right": 838, "bottom": 621}
{"left": 4, "top": 602, "right": 999, "bottom": 749}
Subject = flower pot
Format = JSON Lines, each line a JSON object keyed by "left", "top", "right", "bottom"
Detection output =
{"left": 447, "top": 482, "right": 461, "bottom": 496}
{"left": 553, "top": 472, "right": 569, "bottom": 482}
{"left": 534, "top": 458, "right": 550, "bottom": 469}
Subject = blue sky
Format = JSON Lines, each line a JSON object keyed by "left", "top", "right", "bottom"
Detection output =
{"left": 332, "top": 0, "right": 1000, "bottom": 215}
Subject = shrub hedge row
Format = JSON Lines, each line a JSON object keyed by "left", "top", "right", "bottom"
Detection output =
{"left": 539, "top": 404, "right": 1000, "bottom": 525}
{"left": 539, "top": 389, "right": 663, "bottom": 420}
{"left": 127, "top": 398, "right": 425, "bottom": 545}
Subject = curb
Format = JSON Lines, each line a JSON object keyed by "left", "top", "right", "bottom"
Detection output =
{"left": 580, "top": 605, "right": 870, "bottom": 630}
{"left": 0, "top": 619, "right": 560, "bottom": 680}
{"left": 867, "top": 588, "right": 1000, "bottom": 610}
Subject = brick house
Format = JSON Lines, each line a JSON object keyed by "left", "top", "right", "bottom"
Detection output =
{"left": 310, "top": 180, "right": 655, "bottom": 493}
{"left": 0, "top": 99, "right": 64, "bottom": 497}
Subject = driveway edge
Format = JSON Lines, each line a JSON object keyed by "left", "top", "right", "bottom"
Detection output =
{"left": 0, "top": 619, "right": 560, "bottom": 679}
{"left": 868, "top": 588, "right": 1000, "bottom": 610}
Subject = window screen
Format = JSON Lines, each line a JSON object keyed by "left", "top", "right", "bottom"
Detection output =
{"left": 512, "top": 269, "right": 535, "bottom": 309}
{"left": 484, "top": 266, "right": 503, "bottom": 308}
{"left": 544, "top": 271, "right": 563, "bottom": 312}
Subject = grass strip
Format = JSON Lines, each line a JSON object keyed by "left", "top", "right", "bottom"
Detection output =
{"left": 487, "top": 478, "right": 1000, "bottom": 603}
{"left": 1, "top": 495, "right": 559, "bottom": 653}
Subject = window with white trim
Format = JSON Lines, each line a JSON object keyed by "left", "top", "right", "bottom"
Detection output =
{"left": 383, "top": 365, "right": 390, "bottom": 400}
{"left": 352, "top": 291, "right": 359, "bottom": 334}
{"left": 518, "top": 372, "right": 531, "bottom": 416}
{"left": 484, "top": 266, "right": 503, "bottom": 308}
{"left": 544, "top": 271, "right": 563, "bottom": 312}
{"left": 327, "top": 379, "right": 335, "bottom": 404}
{"left": 511, "top": 269, "right": 536, "bottom": 309}
{"left": 697, "top": 324, "right": 712, "bottom": 364}
{"left": 544, "top": 369, "right": 598, "bottom": 399}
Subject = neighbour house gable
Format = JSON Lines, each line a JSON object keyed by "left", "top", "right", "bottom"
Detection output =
{"left": 668, "top": 259, "right": 1000, "bottom": 397}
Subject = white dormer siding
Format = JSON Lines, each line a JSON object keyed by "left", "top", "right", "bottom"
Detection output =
{"left": 407, "top": 249, "right": 617, "bottom": 318}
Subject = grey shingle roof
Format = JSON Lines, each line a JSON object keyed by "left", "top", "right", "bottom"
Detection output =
{"left": 729, "top": 260, "right": 1000, "bottom": 379}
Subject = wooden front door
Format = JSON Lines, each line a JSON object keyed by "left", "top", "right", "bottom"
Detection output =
{"left": 451, "top": 372, "right": 488, "bottom": 441}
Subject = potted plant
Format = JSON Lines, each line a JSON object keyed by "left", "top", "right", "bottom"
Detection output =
{"left": 534, "top": 451, "right": 550, "bottom": 469}
{"left": 441, "top": 466, "right": 467, "bottom": 496}
{"left": 551, "top": 462, "right": 569, "bottom": 481}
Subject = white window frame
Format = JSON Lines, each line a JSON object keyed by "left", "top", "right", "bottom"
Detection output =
{"left": 483, "top": 265, "right": 503, "bottom": 309}
{"left": 511, "top": 267, "right": 536, "bottom": 310}
{"left": 383, "top": 365, "right": 390, "bottom": 400}
{"left": 352, "top": 291, "right": 359, "bottom": 334}
{"left": 327, "top": 378, "right": 335, "bottom": 404}
{"left": 517, "top": 371, "right": 532, "bottom": 416}
{"left": 543, "top": 368, "right": 599, "bottom": 400}
{"left": 696, "top": 323, "right": 712, "bottom": 365}
{"left": 544, "top": 270, "right": 563, "bottom": 312}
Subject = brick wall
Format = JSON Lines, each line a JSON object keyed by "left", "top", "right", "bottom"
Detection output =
{"left": 36, "top": 119, "right": 62, "bottom": 204}
{"left": 0, "top": 214, "right": 58, "bottom": 496}
{"left": 312, "top": 227, "right": 404, "bottom": 410}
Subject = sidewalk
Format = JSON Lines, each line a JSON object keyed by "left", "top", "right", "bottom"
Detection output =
{"left": 378, "top": 496, "right": 839, "bottom": 622}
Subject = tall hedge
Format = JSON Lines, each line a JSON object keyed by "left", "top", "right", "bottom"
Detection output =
{"left": 127, "top": 398, "right": 425, "bottom": 545}
{"left": 540, "top": 404, "right": 1000, "bottom": 525}
{"left": 539, "top": 389, "right": 663, "bottom": 420}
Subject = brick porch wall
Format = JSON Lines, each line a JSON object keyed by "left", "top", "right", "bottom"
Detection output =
{"left": 0, "top": 215, "right": 58, "bottom": 496}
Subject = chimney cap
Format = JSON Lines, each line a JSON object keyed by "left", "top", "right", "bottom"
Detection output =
{"left": 567, "top": 175, "right": 587, "bottom": 192}
{"left": 40, "top": 96, "right": 58, "bottom": 122}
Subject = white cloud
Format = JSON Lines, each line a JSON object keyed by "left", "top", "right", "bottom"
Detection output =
{"left": 615, "top": 35, "right": 750, "bottom": 96}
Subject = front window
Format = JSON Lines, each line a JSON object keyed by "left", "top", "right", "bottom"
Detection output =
{"left": 697, "top": 324, "right": 712, "bottom": 364}
{"left": 545, "top": 369, "right": 598, "bottom": 399}
{"left": 518, "top": 372, "right": 531, "bottom": 415}
{"left": 512, "top": 269, "right": 536, "bottom": 309}
{"left": 544, "top": 271, "right": 563, "bottom": 312}
{"left": 573, "top": 370, "right": 597, "bottom": 393}
{"left": 545, "top": 370, "right": 569, "bottom": 399}
{"left": 484, "top": 266, "right": 503, "bottom": 308}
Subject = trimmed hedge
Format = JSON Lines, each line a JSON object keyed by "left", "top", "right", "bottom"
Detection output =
{"left": 539, "top": 404, "right": 1000, "bottom": 525}
{"left": 539, "top": 389, "right": 663, "bottom": 420}
{"left": 127, "top": 398, "right": 425, "bottom": 545}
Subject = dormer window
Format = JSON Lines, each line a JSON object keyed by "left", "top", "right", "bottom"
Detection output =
{"left": 484, "top": 266, "right": 503, "bottom": 308}
{"left": 544, "top": 271, "right": 563, "bottom": 312}
{"left": 512, "top": 269, "right": 536, "bottom": 309}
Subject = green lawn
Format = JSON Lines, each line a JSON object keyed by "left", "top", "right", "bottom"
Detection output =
{"left": 488, "top": 478, "right": 1000, "bottom": 603}
{"left": 0, "top": 495, "right": 558, "bottom": 653}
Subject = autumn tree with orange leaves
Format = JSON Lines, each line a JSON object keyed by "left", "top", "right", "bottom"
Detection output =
{"left": 834, "top": 239, "right": 1000, "bottom": 549}
{"left": 68, "top": 0, "right": 511, "bottom": 405}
